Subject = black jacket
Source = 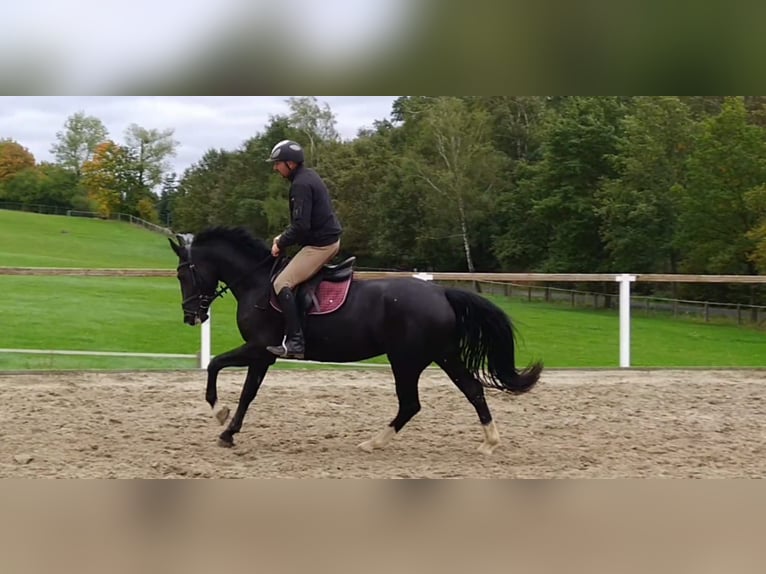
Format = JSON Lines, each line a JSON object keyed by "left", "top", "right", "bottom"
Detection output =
{"left": 276, "top": 166, "right": 342, "bottom": 249}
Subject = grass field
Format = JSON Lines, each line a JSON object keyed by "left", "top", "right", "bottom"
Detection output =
{"left": 0, "top": 210, "right": 171, "bottom": 268}
{"left": 2, "top": 209, "right": 766, "bottom": 370}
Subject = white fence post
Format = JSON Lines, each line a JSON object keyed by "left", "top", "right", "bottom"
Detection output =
{"left": 616, "top": 274, "right": 637, "bottom": 368}
{"left": 200, "top": 309, "right": 211, "bottom": 369}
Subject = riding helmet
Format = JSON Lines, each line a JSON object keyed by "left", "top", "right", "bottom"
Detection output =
{"left": 266, "top": 140, "right": 305, "bottom": 164}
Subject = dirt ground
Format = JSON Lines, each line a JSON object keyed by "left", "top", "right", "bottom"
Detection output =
{"left": 0, "top": 368, "right": 764, "bottom": 478}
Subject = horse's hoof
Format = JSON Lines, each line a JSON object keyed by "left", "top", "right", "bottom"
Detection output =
{"left": 358, "top": 440, "right": 375, "bottom": 453}
{"left": 214, "top": 406, "right": 230, "bottom": 426}
{"left": 477, "top": 442, "right": 498, "bottom": 456}
{"left": 218, "top": 435, "right": 234, "bottom": 448}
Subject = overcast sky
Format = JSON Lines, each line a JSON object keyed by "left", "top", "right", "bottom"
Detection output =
{"left": 0, "top": 96, "right": 398, "bottom": 175}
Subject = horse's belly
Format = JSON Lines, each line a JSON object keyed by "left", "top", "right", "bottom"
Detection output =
{"left": 305, "top": 327, "right": 383, "bottom": 363}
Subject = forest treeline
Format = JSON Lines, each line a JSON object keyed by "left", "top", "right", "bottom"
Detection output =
{"left": 3, "top": 96, "right": 766, "bottom": 303}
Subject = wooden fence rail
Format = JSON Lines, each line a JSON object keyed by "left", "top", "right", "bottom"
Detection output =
{"left": 2, "top": 268, "right": 765, "bottom": 368}
{"left": 3, "top": 268, "right": 766, "bottom": 283}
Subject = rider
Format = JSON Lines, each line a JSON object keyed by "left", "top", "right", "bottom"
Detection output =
{"left": 265, "top": 139, "right": 342, "bottom": 359}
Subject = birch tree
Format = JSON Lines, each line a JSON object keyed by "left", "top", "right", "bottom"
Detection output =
{"left": 286, "top": 96, "right": 339, "bottom": 167}
{"left": 410, "top": 97, "right": 501, "bottom": 276}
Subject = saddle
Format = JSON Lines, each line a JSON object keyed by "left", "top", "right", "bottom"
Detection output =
{"left": 270, "top": 256, "right": 356, "bottom": 317}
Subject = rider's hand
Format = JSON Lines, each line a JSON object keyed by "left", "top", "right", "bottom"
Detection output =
{"left": 271, "top": 241, "right": 281, "bottom": 257}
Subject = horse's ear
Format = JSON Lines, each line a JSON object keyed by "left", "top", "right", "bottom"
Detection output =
{"left": 176, "top": 233, "right": 195, "bottom": 246}
{"left": 168, "top": 237, "right": 183, "bottom": 257}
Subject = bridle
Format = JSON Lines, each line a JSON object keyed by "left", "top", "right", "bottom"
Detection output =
{"left": 178, "top": 250, "right": 277, "bottom": 317}
{"left": 178, "top": 260, "right": 230, "bottom": 318}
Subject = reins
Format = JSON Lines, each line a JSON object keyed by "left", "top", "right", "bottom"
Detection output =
{"left": 179, "top": 252, "right": 275, "bottom": 316}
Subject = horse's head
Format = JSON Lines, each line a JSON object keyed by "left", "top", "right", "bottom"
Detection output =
{"left": 168, "top": 233, "right": 218, "bottom": 326}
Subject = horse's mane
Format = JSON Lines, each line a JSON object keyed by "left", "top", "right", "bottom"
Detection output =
{"left": 193, "top": 227, "right": 271, "bottom": 261}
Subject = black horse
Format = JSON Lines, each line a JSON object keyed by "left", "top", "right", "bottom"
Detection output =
{"left": 169, "top": 227, "right": 542, "bottom": 455}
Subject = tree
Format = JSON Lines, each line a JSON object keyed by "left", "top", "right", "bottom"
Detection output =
{"left": 173, "top": 149, "right": 233, "bottom": 232}
{"left": 681, "top": 96, "right": 766, "bottom": 127}
{"left": 136, "top": 197, "right": 159, "bottom": 223}
{"left": 675, "top": 97, "right": 766, "bottom": 275}
{"left": 492, "top": 161, "right": 551, "bottom": 271}
{"left": 321, "top": 124, "right": 408, "bottom": 266}
{"left": 172, "top": 115, "right": 297, "bottom": 235}
{"left": 0, "top": 169, "right": 42, "bottom": 204}
{"left": 391, "top": 96, "right": 440, "bottom": 124}
{"left": 123, "top": 123, "right": 179, "bottom": 190}
{"left": 50, "top": 112, "right": 108, "bottom": 178}
{"left": 37, "top": 163, "right": 85, "bottom": 208}
{"left": 512, "top": 96, "right": 627, "bottom": 273}
{"left": 406, "top": 97, "right": 502, "bottom": 275}
{"left": 745, "top": 185, "right": 766, "bottom": 272}
{"left": 0, "top": 139, "right": 35, "bottom": 182}
{"left": 597, "top": 96, "right": 694, "bottom": 273}
{"left": 157, "top": 173, "right": 179, "bottom": 227}
{"left": 478, "top": 96, "right": 547, "bottom": 162}
{"left": 0, "top": 163, "right": 82, "bottom": 208}
{"left": 81, "top": 141, "right": 136, "bottom": 218}
{"left": 286, "top": 96, "right": 339, "bottom": 167}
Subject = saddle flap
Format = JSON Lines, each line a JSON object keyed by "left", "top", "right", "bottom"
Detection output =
{"left": 270, "top": 255, "right": 356, "bottom": 316}
{"left": 271, "top": 275, "right": 353, "bottom": 317}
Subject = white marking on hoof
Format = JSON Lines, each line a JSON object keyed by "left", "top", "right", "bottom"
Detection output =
{"left": 358, "top": 426, "right": 396, "bottom": 452}
{"left": 477, "top": 442, "right": 499, "bottom": 456}
{"left": 478, "top": 420, "right": 500, "bottom": 455}
{"left": 214, "top": 405, "right": 230, "bottom": 426}
{"left": 358, "top": 440, "right": 375, "bottom": 453}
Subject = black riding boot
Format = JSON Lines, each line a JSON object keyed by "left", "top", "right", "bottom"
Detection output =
{"left": 266, "top": 287, "right": 305, "bottom": 359}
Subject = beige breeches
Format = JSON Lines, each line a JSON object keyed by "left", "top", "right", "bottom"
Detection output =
{"left": 273, "top": 241, "right": 341, "bottom": 293}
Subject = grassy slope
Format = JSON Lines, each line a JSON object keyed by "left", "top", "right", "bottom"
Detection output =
{"left": 1, "top": 210, "right": 765, "bottom": 370}
{"left": 0, "top": 210, "right": 171, "bottom": 268}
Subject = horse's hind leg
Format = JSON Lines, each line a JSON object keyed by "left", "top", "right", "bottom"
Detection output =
{"left": 436, "top": 352, "right": 500, "bottom": 455}
{"left": 358, "top": 356, "right": 428, "bottom": 453}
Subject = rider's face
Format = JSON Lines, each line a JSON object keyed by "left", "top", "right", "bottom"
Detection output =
{"left": 273, "top": 161, "right": 292, "bottom": 178}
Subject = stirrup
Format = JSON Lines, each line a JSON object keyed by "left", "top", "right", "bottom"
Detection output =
{"left": 267, "top": 337, "right": 304, "bottom": 360}
{"left": 267, "top": 345, "right": 305, "bottom": 360}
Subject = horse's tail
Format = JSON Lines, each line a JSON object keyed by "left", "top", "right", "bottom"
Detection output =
{"left": 444, "top": 288, "right": 543, "bottom": 394}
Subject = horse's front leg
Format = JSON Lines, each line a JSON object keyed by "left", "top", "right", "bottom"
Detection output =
{"left": 204, "top": 343, "right": 261, "bottom": 424}
{"left": 218, "top": 352, "right": 275, "bottom": 448}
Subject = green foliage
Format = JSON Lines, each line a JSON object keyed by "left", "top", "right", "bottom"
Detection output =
{"left": 286, "top": 96, "right": 339, "bottom": 168}
{"left": 34, "top": 163, "right": 84, "bottom": 207}
{"left": 81, "top": 141, "right": 137, "bottom": 218}
{"left": 676, "top": 97, "right": 766, "bottom": 274}
{"left": 404, "top": 97, "right": 501, "bottom": 272}
{"left": 745, "top": 185, "right": 766, "bottom": 272}
{"left": 477, "top": 96, "right": 547, "bottom": 162}
{"left": 6, "top": 96, "right": 766, "bottom": 310}
{"left": 49, "top": 112, "right": 109, "bottom": 178}
{"left": 0, "top": 139, "right": 35, "bottom": 182}
{"left": 123, "top": 123, "right": 179, "bottom": 189}
{"left": 597, "top": 96, "right": 694, "bottom": 272}
{"left": 512, "top": 97, "right": 627, "bottom": 273}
